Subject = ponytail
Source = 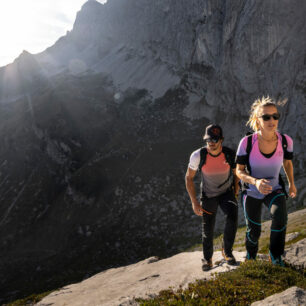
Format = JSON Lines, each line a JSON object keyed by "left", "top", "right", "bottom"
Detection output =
{"left": 246, "top": 96, "right": 279, "bottom": 131}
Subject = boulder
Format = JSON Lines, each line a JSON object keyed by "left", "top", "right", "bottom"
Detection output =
{"left": 284, "top": 238, "right": 306, "bottom": 270}
{"left": 251, "top": 286, "right": 306, "bottom": 306}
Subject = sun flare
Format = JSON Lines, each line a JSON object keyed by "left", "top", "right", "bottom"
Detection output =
{"left": 0, "top": 0, "right": 106, "bottom": 67}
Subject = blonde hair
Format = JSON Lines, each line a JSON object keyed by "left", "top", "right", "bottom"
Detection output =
{"left": 247, "top": 96, "right": 279, "bottom": 131}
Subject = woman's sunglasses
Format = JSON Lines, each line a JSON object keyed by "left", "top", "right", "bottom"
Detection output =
{"left": 260, "top": 113, "right": 280, "bottom": 121}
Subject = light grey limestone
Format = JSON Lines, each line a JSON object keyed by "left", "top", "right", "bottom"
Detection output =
{"left": 284, "top": 238, "right": 306, "bottom": 269}
{"left": 37, "top": 250, "right": 247, "bottom": 306}
{"left": 251, "top": 286, "right": 306, "bottom": 306}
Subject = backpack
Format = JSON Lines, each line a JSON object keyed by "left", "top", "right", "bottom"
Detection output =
{"left": 198, "top": 146, "right": 236, "bottom": 192}
{"left": 241, "top": 133, "right": 288, "bottom": 198}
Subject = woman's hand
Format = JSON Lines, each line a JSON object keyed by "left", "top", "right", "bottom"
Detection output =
{"left": 289, "top": 183, "right": 297, "bottom": 198}
{"left": 255, "top": 179, "right": 272, "bottom": 195}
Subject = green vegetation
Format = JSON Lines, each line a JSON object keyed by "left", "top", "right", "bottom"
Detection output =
{"left": 5, "top": 291, "right": 53, "bottom": 306}
{"left": 153, "top": 209, "right": 306, "bottom": 305}
{"left": 137, "top": 260, "right": 306, "bottom": 305}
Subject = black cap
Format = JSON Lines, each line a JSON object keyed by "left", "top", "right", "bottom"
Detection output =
{"left": 203, "top": 124, "right": 223, "bottom": 141}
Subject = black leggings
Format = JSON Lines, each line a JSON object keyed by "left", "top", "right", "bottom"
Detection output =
{"left": 201, "top": 190, "right": 238, "bottom": 260}
{"left": 242, "top": 189, "right": 287, "bottom": 259}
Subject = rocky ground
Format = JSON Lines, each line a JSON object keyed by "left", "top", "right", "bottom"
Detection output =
{"left": 37, "top": 251, "right": 246, "bottom": 306}
{"left": 35, "top": 239, "right": 306, "bottom": 306}
{"left": 252, "top": 286, "right": 306, "bottom": 306}
{"left": 36, "top": 209, "right": 306, "bottom": 306}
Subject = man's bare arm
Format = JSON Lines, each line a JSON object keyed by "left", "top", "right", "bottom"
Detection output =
{"left": 185, "top": 167, "right": 204, "bottom": 216}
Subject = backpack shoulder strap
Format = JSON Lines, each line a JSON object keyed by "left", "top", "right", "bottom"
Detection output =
{"left": 198, "top": 147, "right": 208, "bottom": 172}
{"left": 222, "top": 146, "right": 235, "bottom": 169}
{"left": 280, "top": 133, "right": 288, "bottom": 156}
{"left": 246, "top": 133, "right": 253, "bottom": 154}
{"left": 216, "top": 146, "right": 235, "bottom": 189}
{"left": 279, "top": 133, "right": 289, "bottom": 198}
{"left": 245, "top": 133, "right": 254, "bottom": 174}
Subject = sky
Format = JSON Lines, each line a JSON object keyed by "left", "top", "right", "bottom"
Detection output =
{"left": 0, "top": 0, "right": 107, "bottom": 67}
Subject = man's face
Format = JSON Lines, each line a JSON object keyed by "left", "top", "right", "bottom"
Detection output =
{"left": 206, "top": 138, "right": 222, "bottom": 153}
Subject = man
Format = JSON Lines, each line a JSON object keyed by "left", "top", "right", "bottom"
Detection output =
{"left": 185, "top": 124, "right": 239, "bottom": 271}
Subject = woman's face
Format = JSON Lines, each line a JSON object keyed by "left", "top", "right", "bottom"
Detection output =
{"left": 256, "top": 105, "right": 279, "bottom": 133}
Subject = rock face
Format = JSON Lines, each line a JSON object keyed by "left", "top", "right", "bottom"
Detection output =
{"left": 251, "top": 286, "right": 306, "bottom": 306}
{"left": 0, "top": 0, "right": 305, "bottom": 302}
{"left": 284, "top": 238, "right": 306, "bottom": 269}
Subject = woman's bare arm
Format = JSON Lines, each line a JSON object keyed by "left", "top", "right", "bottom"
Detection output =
{"left": 236, "top": 164, "right": 272, "bottom": 195}
{"left": 283, "top": 159, "right": 297, "bottom": 198}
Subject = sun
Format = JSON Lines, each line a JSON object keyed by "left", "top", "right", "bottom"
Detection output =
{"left": 0, "top": 1, "right": 90, "bottom": 66}
{"left": 0, "top": 2, "right": 45, "bottom": 65}
{"left": 0, "top": 0, "right": 108, "bottom": 67}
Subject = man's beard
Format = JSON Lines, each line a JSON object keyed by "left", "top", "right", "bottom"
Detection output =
{"left": 208, "top": 143, "right": 221, "bottom": 153}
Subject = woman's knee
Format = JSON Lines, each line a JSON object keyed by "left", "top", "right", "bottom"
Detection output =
{"left": 270, "top": 203, "right": 287, "bottom": 227}
{"left": 247, "top": 224, "right": 262, "bottom": 241}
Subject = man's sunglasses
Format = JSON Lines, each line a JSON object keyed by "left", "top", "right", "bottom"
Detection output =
{"left": 260, "top": 113, "right": 280, "bottom": 121}
{"left": 206, "top": 138, "right": 220, "bottom": 143}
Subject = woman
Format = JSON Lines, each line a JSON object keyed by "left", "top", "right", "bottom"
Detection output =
{"left": 236, "top": 96, "right": 297, "bottom": 266}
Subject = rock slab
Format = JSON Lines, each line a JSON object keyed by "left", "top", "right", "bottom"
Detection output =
{"left": 251, "top": 286, "right": 306, "bottom": 306}
{"left": 284, "top": 238, "right": 306, "bottom": 269}
{"left": 37, "top": 250, "right": 246, "bottom": 306}
{"left": 36, "top": 239, "right": 306, "bottom": 306}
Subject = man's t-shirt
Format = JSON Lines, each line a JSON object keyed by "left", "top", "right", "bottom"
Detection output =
{"left": 188, "top": 149, "right": 233, "bottom": 198}
{"left": 236, "top": 132, "right": 293, "bottom": 199}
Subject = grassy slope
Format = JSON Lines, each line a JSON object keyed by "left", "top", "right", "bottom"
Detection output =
{"left": 188, "top": 207, "right": 306, "bottom": 253}
{"left": 139, "top": 208, "right": 306, "bottom": 305}
{"left": 138, "top": 260, "right": 306, "bottom": 305}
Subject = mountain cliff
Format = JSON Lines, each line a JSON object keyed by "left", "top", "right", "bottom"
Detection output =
{"left": 0, "top": 0, "right": 305, "bottom": 302}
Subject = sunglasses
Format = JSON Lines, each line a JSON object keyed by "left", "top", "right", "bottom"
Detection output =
{"left": 260, "top": 113, "right": 280, "bottom": 121}
{"left": 206, "top": 138, "right": 219, "bottom": 143}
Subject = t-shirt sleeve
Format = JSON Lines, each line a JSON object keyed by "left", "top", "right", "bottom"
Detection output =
{"left": 235, "top": 136, "right": 248, "bottom": 165}
{"left": 188, "top": 149, "right": 200, "bottom": 170}
{"left": 284, "top": 134, "right": 293, "bottom": 160}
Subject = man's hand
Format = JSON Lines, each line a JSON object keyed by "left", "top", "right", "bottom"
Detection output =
{"left": 192, "top": 200, "right": 205, "bottom": 216}
{"left": 233, "top": 185, "right": 239, "bottom": 199}
{"left": 234, "top": 191, "right": 239, "bottom": 200}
